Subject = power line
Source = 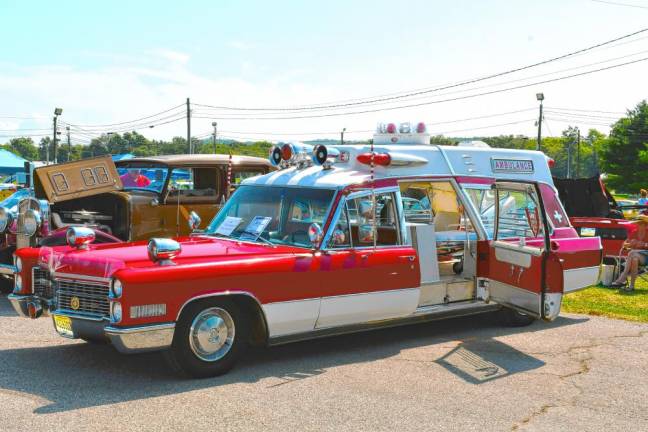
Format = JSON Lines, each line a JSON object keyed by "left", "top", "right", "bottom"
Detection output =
{"left": 590, "top": 0, "right": 648, "bottom": 10}
{"left": 193, "top": 28, "right": 648, "bottom": 112}
{"left": 546, "top": 106, "right": 627, "bottom": 114}
{"left": 195, "top": 48, "right": 648, "bottom": 117}
{"left": 65, "top": 103, "right": 185, "bottom": 128}
{"left": 192, "top": 57, "right": 648, "bottom": 121}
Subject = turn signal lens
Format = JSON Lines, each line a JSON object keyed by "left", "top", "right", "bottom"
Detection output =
{"left": 14, "top": 274, "right": 22, "bottom": 292}
{"left": 111, "top": 302, "right": 122, "bottom": 323}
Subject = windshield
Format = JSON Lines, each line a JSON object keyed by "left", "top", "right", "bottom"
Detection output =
{"left": 116, "top": 163, "right": 169, "bottom": 193}
{"left": 206, "top": 185, "right": 336, "bottom": 248}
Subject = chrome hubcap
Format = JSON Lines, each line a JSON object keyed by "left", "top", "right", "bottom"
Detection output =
{"left": 189, "top": 307, "right": 235, "bottom": 362}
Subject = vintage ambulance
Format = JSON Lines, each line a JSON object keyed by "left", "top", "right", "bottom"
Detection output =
{"left": 9, "top": 122, "right": 602, "bottom": 378}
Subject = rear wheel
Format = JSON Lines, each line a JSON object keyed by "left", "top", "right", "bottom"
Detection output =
{"left": 165, "top": 299, "right": 247, "bottom": 378}
{"left": 500, "top": 307, "right": 536, "bottom": 327}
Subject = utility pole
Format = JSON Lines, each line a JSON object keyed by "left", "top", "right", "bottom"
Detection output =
{"left": 535, "top": 93, "right": 544, "bottom": 151}
{"left": 186, "top": 98, "right": 192, "bottom": 154}
{"left": 52, "top": 108, "right": 63, "bottom": 164}
{"left": 567, "top": 139, "right": 572, "bottom": 179}
{"left": 576, "top": 128, "right": 581, "bottom": 178}
{"left": 212, "top": 122, "right": 218, "bottom": 153}
{"left": 341, "top": 127, "right": 346, "bottom": 145}
{"left": 66, "top": 126, "right": 71, "bottom": 162}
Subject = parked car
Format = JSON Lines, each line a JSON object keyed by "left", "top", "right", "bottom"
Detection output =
{"left": 10, "top": 125, "right": 601, "bottom": 378}
{"left": 0, "top": 154, "right": 273, "bottom": 291}
{"left": 553, "top": 175, "right": 637, "bottom": 260}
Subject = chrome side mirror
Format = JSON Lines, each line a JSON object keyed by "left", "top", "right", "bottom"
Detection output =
{"left": 66, "top": 226, "right": 96, "bottom": 250}
{"left": 308, "top": 223, "right": 323, "bottom": 248}
{"left": 188, "top": 211, "right": 201, "bottom": 231}
{"left": 148, "top": 238, "right": 181, "bottom": 265}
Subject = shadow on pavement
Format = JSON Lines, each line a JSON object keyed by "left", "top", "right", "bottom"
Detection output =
{"left": 0, "top": 306, "right": 587, "bottom": 414}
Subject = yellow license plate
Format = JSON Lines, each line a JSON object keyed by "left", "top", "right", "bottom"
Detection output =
{"left": 53, "top": 315, "right": 74, "bottom": 337}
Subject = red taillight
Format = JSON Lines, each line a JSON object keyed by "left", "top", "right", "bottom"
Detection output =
{"left": 386, "top": 123, "right": 397, "bottom": 134}
{"left": 281, "top": 144, "right": 293, "bottom": 161}
{"left": 416, "top": 122, "right": 426, "bottom": 133}
{"left": 357, "top": 152, "right": 391, "bottom": 166}
{"left": 548, "top": 158, "right": 555, "bottom": 168}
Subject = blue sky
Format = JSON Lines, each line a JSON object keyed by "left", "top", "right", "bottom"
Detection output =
{"left": 1, "top": 0, "right": 647, "bottom": 144}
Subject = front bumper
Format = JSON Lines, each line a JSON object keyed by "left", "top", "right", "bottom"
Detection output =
{"left": 7, "top": 293, "right": 32, "bottom": 317}
{"left": 105, "top": 323, "right": 176, "bottom": 354}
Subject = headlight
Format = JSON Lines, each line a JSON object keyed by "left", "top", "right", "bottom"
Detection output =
{"left": 0, "top": 207, "right": 12, "bottom": 233}
{"left": 14, "top": 256, "right": 22, "bottom": 272}
{"left": 22, "top": 209, "right": 42, "bottom": 237}
{"left": 66, "top": 226, "right": 95, "bottom": 249}
{"left": 111, "top": 302, "right": 122, "bottom": 323}
{"left": 111, "top": 279, "right": 123, "bottom": 298}
{"left": 14, "top": 274, "right": 22, "bottom": 292}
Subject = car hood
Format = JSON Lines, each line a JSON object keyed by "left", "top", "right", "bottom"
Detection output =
{"left": 37, "top": 236, "right": 300, "bottom": 279}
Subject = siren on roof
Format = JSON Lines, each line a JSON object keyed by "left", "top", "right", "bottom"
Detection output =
{"left": 269, "top": 142, "right": 346, "bottom": 170}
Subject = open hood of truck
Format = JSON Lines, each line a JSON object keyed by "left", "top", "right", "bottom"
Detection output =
{"left": 34, "top": 155, "right": 123, "bottom": 203}
{"left": 553, "top": 175, "right": 620, "bottom": 218}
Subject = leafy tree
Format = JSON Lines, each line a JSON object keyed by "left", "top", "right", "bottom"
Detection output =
{"left": 6, "top": 137, "right": 38, "bottom": 160}
{"left": 600, "top": 100, "right": 648, "bottom": 192}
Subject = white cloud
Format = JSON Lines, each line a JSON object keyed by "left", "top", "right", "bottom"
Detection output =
{"left": 227, "top": 41, "right": 252, "bottom": 51}
{"left": 151, "top": 49, "right": 191, "bottom": 65}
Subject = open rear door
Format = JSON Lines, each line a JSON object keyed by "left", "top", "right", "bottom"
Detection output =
{"left": 485, "top": 181, "right": 563, "bottom": 321}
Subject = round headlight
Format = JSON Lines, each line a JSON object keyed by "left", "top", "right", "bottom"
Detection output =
{"left": 15, "top": 274, "right": 22, "bottom": 291}
{"left": 0, "top": 207, "right": 11, "bottom": 233}
{"left": 111, "top": 279, "right": 123, "bottom": 298}
{"left": 15, "top": 256, "right": 22, "bottom": 272}
{"left": 111, "top": 302, "right": 122, "bottom": 323}
{"left": 23, "top": 209, "right": 42, "bottom": 237}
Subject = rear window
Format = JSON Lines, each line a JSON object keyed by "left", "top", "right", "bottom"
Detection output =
{"left": 540, "top": 184, "right": 570, "bottom": 228}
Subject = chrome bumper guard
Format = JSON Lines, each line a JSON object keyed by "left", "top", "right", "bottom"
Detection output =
{"left": 7, "top": 294, "right": 32, "bottom": 317}
{"left": 105, "top": 323, "right": 175, "bottom": 354}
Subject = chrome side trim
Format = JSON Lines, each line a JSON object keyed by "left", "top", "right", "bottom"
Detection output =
{"left": 51, "top": 310, "right": 107, "bottom": 322}
{"left": 488, "top": 280, "right": 541, "bottom": 318}
{"left": 268, "top": 300, "right": 500, "bottom": 346}
{"left": 105, "top": 323, "right": 175, "bottom": 354}
{"left": 52, "top": 272, "right": 111, "bottom": 284}
{"left": 176, "top": 290, "right": 267, "bottom": 326}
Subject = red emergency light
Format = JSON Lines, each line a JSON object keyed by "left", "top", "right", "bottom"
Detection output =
{"left": 547, "top": 158, "right": 555, "bottom": 168}
{"left": 281, "top": 143, "right": 293, "bottom": 161}
{"left": 386, "top": 123, "right": 397, "bottom": 134}
{"left": 416, "top": 122, "right": 426, "bottom": 133}
{"left": 357, "top": 152, "right": 391, "bottom": 166}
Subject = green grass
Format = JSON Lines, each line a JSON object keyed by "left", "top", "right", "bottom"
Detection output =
{"left": 562, "top": 278, "right": 648, "bottom": 322}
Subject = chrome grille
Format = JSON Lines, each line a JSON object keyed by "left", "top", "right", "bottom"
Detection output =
{"left": 55, "top": 278, "right": 110, "bottom": 318}
{"left": 32, "top": 267, "right": 53, "bottom": 299}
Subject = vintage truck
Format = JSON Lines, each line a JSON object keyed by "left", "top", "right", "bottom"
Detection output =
{"left": 0, "top": 154, "right": 273, "bottom": 291}
{"left": 9, "top": 123, "right": 602, "bottom": 378}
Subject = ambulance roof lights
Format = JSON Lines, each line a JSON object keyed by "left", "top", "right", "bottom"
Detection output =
{"left": 357, "top": 152, "right": 392, "bottom": 167}
{"left": 270, "top": 143, "right": 346, "bottom": 170}
{"left": 416, "top": 122, "right": 426, "bottom": 133}
{"left": 386, "top": 123, "right": 397, "bottom": 134}
{"left": 399, "top": 122, "right": 411, "bottom": 134}
{"left": 547, "top": 157, "right": 555, "bottom": 168}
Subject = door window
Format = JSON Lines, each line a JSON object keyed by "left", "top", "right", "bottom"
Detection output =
{"left": 495, "top": 185, "right": 545, "bottom": 242}
{"left": 343, "top": 191, "right": 400, "bottom": 247}
{"left": 168, "top": 167, "right": 219, "bottom": 203}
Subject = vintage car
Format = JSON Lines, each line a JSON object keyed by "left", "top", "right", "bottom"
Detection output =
{"left": 9, "top": 123, "right": 602, "bottom": 378}
{"left": 0, "top": 154, "right": 273, "bottom": 291}
{"left": 553, "top": 175, "right": 638, "bottom": 261}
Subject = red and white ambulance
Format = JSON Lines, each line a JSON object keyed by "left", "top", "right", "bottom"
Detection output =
{"left": 9, "top": 122, "right": 602, "bottom": 377}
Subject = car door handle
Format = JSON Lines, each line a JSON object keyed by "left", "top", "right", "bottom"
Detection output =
{"left": 400, "top": 255, "right": 416, "bottom": 262}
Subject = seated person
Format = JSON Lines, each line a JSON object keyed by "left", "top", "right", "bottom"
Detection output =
{"left": 612, "top": 216, "right": 648, "bottom": 292}
{"left": 120, "top": 169, "right": 151, "bottom": 188}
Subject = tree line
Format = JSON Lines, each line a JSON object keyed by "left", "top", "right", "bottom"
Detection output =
{"left": 3, "top": 100, "right": 647, "bottom": 193}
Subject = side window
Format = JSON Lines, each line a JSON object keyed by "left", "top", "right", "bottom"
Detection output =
{"left": 463, "top": 187, "right": 496, "bottom": 236}
{"left": 496, "top": 186, "right": 545, "bottom": 241}
{"left": 346, "top": 192, "right": 400, "bottom": 247}
{"left": 168, "top": 168, "right": 219, "bottom": 203}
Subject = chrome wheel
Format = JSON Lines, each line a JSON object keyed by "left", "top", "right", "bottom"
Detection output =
{"left": 189, "top": 307, "right": 235, "bottom": 362}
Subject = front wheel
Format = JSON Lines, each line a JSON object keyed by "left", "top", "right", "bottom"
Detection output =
{"left": 165, "top": 299, "right": 247, "bottom": 378}
{"left": 500, "top": 307, "right": 536, "bottom": 327}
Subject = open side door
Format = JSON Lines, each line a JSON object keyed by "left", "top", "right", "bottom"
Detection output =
{"left": 485, "top": 181, "right": 562, "bottom": 321}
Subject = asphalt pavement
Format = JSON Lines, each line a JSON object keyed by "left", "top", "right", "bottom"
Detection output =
{"left": 0, "top": 294, "right": 646, "bottom": 431}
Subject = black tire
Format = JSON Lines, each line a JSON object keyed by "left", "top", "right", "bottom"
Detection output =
{"left": 165, "top": 298, "right": 247, "bottom": 378}
{"left": 500, "top": 307, "right": 536, "bottom": 327}
{"left": 81, "top": 337, "right": 109, "bottom": 344}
